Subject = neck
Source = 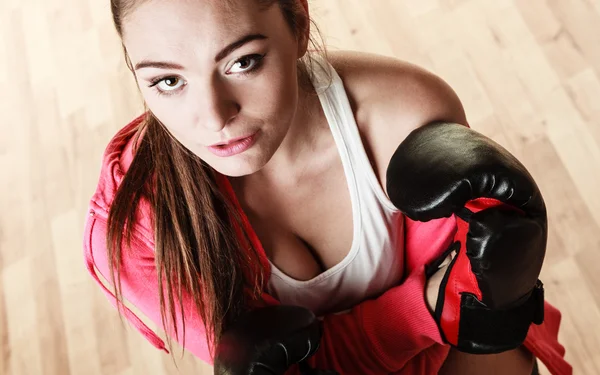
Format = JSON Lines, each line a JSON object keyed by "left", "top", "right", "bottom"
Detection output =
{"left": 246, "top": 79, "right": 326, "bottom": 187}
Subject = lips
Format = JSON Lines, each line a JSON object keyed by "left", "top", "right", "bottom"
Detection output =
{"left": 210, "top": 134, "right": 254, "bottom": 147}
{"left": 207, "top": 131, "right": 258, "bottom": 157}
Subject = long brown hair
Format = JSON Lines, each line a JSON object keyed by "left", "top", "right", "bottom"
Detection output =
{"left": 107, "top": 0, "right": 327, "bottom": 359}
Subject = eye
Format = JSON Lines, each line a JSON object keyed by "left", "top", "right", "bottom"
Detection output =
{"left": 154, "top": 77, "right": 184, "bottom": 92}
{"left": 148, "top": 76, "right": 186, "bottom": 97}
{"left": 227, "top": 54, "right": 265, "bottom": 75}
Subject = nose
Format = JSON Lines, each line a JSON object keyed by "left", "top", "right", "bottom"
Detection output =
{"left": 198, "top": 77, "right": 240, "bottom": 132}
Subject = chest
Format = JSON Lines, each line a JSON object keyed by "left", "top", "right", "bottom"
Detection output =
{"left": 235, "top": 151, "right": 355, "bottom": 281}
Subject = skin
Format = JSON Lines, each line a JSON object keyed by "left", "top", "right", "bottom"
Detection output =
{"left": 122, "top": 0, "right": 534, "bottom": 372}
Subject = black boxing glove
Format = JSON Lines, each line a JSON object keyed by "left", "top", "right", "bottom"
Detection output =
{"left": 214, "top": 305, "right": 336, "bottom": 375}
{"left": 386, "top": 122, "right": 546, "bottom": 354}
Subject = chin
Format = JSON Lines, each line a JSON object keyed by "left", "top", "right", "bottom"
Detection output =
{"left": 199, "top": 133, "right": 278, "bottom": 177}
{"left": 217, "top": 165, "right": 259, "bottom": 178}
{"left": 208, "top": 154, "right": 269, "bottom": 178}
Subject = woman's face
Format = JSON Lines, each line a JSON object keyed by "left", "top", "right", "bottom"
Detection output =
{"left": 122, "top": 0, "right": 307, "bottom": 177}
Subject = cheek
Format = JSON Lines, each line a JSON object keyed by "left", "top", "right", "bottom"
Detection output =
{"left": 143, "top": 108, "right": 197, "bottom": 154}
{"left": 248, "top": 60, "right": 299, "bottom": 121}
{"left": 145, "top": 96, "right": 195, "bottom": 136}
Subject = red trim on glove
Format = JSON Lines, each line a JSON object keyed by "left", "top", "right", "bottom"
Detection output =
{"left": 440, "top": 197, "right": 524, "bottom": 345}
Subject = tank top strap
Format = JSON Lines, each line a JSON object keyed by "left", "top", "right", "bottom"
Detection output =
{"left": 310, "top": 57, "right": 399, "bottom": 212}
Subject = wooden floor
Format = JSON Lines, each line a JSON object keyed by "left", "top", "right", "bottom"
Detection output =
{"left": 2, "top": 0, "right": 600, "bottom": 374}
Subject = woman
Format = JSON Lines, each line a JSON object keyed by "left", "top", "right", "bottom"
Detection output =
{"left": 84, "top": 0, "right": 571, "bottom": 373}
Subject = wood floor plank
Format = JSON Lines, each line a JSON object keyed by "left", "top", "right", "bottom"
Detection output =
{"left": 3, "top": 259, "right": 43, "bottom": 375}
{"left": 543, "top": 257, "right": 600, "bottom": 375}
{"left": 545, "top": 0, "right": 600, "bottom": 74}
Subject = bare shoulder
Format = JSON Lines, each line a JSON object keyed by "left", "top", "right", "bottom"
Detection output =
{"left": 326, "top": 50, "right": 468, "bottom": 128}
{"left": 325, "top": 50, "right": 469, "bottom": 196}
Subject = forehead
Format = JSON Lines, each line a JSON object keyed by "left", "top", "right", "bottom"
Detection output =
{"left": 122, "top": 0, "right": 271, "bottom": 60}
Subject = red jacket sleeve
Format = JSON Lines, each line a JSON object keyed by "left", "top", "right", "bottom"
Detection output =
{"left": 83, "top": 213, "right": 214, "bottom": 364}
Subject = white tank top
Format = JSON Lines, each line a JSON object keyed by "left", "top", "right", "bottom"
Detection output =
{"left": 266, "top": 59, "right": 406, "bottom": 316}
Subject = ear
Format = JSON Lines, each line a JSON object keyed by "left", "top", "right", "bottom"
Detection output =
{"left": 296, "top": 0, "right": 310, "bottom": 58}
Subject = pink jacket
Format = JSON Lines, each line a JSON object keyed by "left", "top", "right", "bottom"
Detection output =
{"left": 83, "top": 114, "right": 572, "bottom": 374}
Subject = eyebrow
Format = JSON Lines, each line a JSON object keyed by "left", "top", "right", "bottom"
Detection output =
{"left": 215, "top": 33, "right": 267, "bottom": 62}
{"left": 134, "top": 33, "right": 268, "bottom": 71}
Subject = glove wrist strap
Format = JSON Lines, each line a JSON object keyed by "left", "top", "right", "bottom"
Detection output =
{"left": 448, "top": 280, "right": 545, "bottom": 354}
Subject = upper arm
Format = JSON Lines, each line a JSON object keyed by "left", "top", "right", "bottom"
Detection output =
{"left": 329, "top": 51, "right": 469, "bottom": 197}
